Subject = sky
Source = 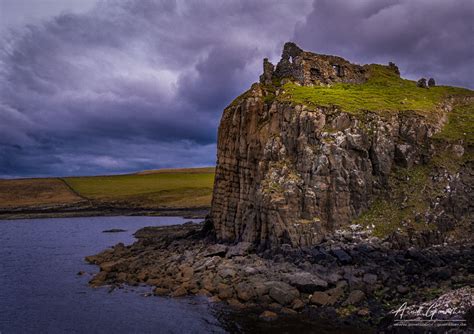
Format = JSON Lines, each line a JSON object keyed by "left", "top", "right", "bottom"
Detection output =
{"left": 0, "top": 0, "right": 473, "bottom": 178}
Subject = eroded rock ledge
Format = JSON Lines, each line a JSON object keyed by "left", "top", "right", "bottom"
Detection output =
{"left": 86, "top": 223, "right": 474, "bottom": 330}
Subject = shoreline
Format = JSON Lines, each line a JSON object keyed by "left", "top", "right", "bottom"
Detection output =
{"left": 85, "top": 222, "right": 474, "bottom": 332}
{"left": 0, "top": 206, "right": 209, "bottom": 220}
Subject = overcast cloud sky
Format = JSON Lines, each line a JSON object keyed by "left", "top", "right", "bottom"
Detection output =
{"left": 0, "top": 0, "right": 472, "bottom": 178}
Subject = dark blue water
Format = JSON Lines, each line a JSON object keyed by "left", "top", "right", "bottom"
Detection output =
{"left": 0, "top": 216, "right": 226, "bottom": 334}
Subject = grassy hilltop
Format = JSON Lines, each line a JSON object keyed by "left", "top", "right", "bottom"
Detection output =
{"left": 278, "top": 65, "right": 473, "bottom": 116}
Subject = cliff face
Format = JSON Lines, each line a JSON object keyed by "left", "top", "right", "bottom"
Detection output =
{"left": 210, "top": 43, "right": 473, "bottom": 249}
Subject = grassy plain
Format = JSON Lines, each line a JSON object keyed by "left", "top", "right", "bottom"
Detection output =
{"left": 0, "top": 178, "right": 83, "bottom": 208}
{"left": 65, "top": 168, "right": 215, "bottom": 209}
{"left": 0, "top": 167, "right": 215, "bottom": 212}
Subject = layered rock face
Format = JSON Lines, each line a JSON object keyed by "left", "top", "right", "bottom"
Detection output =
{"left": 210, "top": 42, "right": 473, "bottom": 249}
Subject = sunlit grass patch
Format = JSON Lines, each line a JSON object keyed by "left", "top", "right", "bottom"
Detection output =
{"left": 278, "top": 65, "right": 472, "bottom": 115}
{"left": 64, "top": 169, "right": 215, "bottom": 209}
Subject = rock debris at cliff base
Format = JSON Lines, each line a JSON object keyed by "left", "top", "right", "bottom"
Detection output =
{"left": 86, "top": 223, "right": 474, "bottom": 331}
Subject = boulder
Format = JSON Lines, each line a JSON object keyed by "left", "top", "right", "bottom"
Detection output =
{"left": 326, "top": 286, "right": 345, "bottom": 305}
{"left": 227, "top": 298, "right": 246, "bottom": 309}
{"left": 171, "top": 286, "right": 187, "bottom": 297}
{"left": 310, "top": 291, "right": 330, "bottom": 306}
{"left": 332, "top": 249, "right": 352, "bottom": 264}
{"left": 217, "top": 283, "right": 234, "bottom": 299}
{"left": 218, "top": 267, "right": 237, "bottom": 279}
{"left": 193, "top": 256, "right": 221, "bottom": 272}
{"left": 417, "top": 78, "right": 428, "bottom": 88}
{"left": 99, "top": 260, "right": 124, "bottom": 272}
{"left": 179, "top": 265, "right": 194, "bottom": 282}
{"left": 196, "top": 289, "right": 211, "bottom": 297}
{"left": 226, "top": 242, "right": 253, "bottom": 258}
{"left": 89, "top": 271, "right": 107, "bottom": 287}
{"left": 259, "top": 310, "right": 278, "bottom": 321}
{"left": 343, "top": 290, "right": 365, "bottom": 306}
{"left": 153, "top": 287, "right": 169, "bottom": 296}
{"left": 266, "top": 281, "right": 300, "bottom": 305}
{"left": 203, "top": 244, "right": 228, "bottom": 257}
{"left": 281, "top": 307, "right": 298, "bottom": 315}
{"left": 291, "top": 298, "right": 305, "bottom": 310}
{"left": 283, "top": 272, "right": 328, "bottom": 293}
{"left": 310, "top": 286, "right": 344, "bottom": 306}
{"left": 252, "top": 281, "right": 269, "bottom": 297}
{"left": 235, "top": 282, "right": 256, "bottom": 302}
{"left": 102, "top": 229, "right": 126, "bottom": 233}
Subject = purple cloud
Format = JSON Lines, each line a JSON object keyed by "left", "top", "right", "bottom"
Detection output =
{"left": 0, "top": 0, "right": 310, "bottom": 177}
{"left": 293, "top": 0, "right": 474, "bottom": 88}
{"left": 0, "top": 0, "right": 472, "bottom": 177}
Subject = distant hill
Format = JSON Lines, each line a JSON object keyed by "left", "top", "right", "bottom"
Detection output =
{"left": 0, "top": 167, "right": 215, "bottom": 219}
{"left": 136, "top": 167, "right": 215, "bottom": 175}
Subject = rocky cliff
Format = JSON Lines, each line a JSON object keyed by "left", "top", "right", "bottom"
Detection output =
{"left": 85, "top": 43, "right": 474, "bottom": 331}
{"left": 210, "top": 42, "right": 473, "bottom": 249}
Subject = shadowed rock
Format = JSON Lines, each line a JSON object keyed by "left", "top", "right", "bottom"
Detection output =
{"left": 102, "top": 228, "right": 127, "bottom": 233}
{"left": 417, "top": 78, "right": 428, "bottom": 88}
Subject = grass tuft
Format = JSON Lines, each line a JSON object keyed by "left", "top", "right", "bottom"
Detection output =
{"left": 433, "top": 103, "right": 474, "bottom": 145}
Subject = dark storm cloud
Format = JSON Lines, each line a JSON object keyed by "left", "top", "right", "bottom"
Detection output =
{"left": 293, "top": 0, "right": 474, "bottom": 88}
{"left": 1, "top": 0, "right": 472, "bottom": 178}
{"left": 0, "top": 0, "right": 311, "bottom": 177}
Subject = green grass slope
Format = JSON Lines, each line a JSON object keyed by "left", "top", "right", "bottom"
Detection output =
{"left": 277, "top": 65, "right": 473, "bottom": 115}
{"left": 65, "top": 169, "right": 215, "bottom": 209}
{"left": 0, "top": 167, "right": 215, "bottom": 212}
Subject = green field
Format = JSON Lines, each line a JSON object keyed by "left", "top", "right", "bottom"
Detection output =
{"left": 64, "top": 167, "right": 215, "bottom": 209}
{"left": 0, "top": 167, "right": 215, "bottom": 211}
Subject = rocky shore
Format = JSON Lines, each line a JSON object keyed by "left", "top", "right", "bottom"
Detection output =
{"left": 85, "top": 222, "right": 474, "bottom": 332}
{"left": 0, "top": 205, "right": 208, "bottom": 220}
